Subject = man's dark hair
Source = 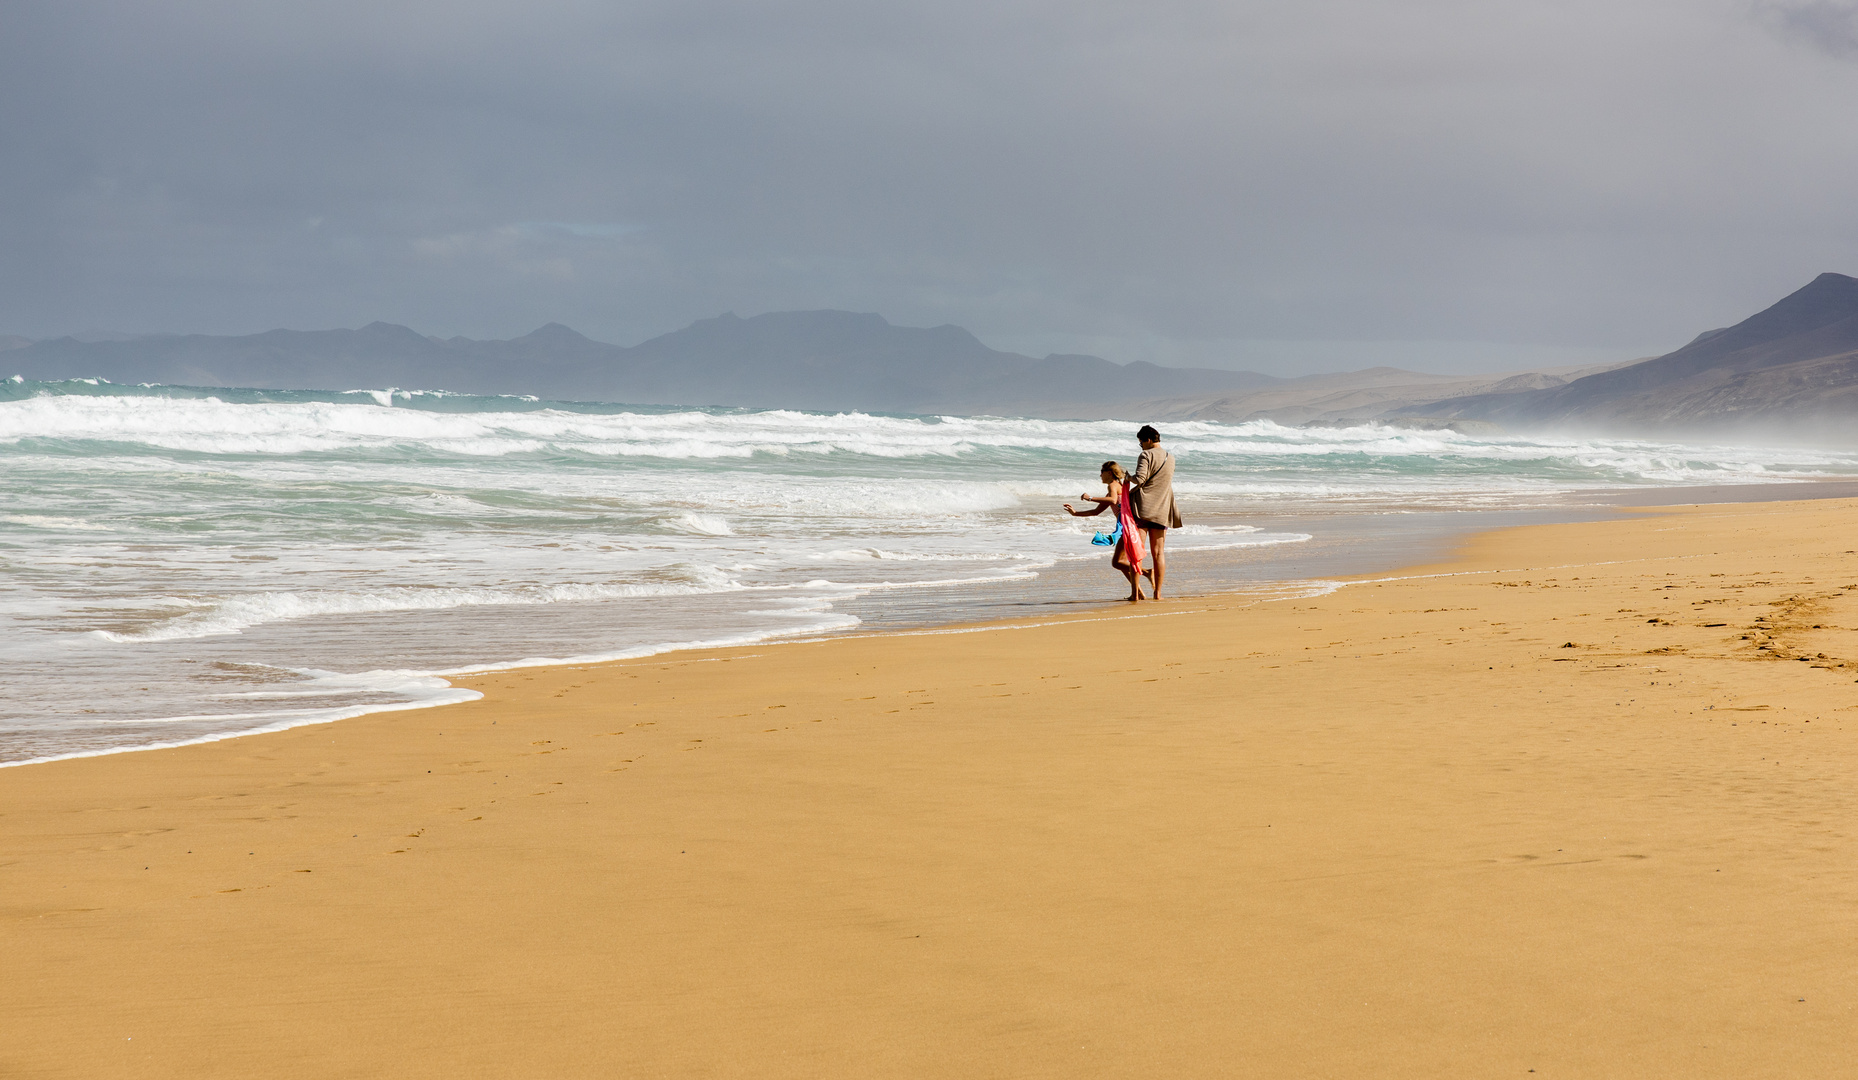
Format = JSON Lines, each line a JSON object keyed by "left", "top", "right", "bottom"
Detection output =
{"left": 1137, "top": 425, "right": 1161, "bottom": 443}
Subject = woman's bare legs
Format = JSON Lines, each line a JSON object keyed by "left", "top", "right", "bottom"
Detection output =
{"left": 1114, "top": 555, "right": 1145, "bottom": 601}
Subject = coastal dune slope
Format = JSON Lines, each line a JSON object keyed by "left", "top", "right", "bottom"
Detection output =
{"left": 1405, "top": 272, "right": 1858, "bottom": 436}
{"left": 1136, "top": 361, "right": 1631, "bottom": 426}
{"left": 4, "top": 499, "right": 1858, "bottom": 1077}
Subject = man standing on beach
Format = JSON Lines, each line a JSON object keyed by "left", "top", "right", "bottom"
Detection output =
{"left": 1128, "top": 425, "right": 1182, "bottom": 598}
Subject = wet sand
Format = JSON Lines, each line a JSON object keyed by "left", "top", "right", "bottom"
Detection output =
{"left": 5, "top": 496, "right": 1857, "bottom": 1077}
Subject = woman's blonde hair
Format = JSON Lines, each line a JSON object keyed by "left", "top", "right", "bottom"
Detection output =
{"left": 1100, "top": 460, "right": 1128, "bottom": 482}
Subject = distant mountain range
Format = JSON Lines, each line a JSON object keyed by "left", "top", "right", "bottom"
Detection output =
{"left": 1396, "top": 272, "right": 1858, "bottom": 438}
{"left": 0, "top": 311, "right": 1279, "bottom": 419}
{"left": 7, "top": 273, "right": 1855, "bottom": 437}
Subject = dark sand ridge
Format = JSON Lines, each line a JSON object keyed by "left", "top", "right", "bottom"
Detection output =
{"left": 4, "top": 494, "right": 1857, "bottom": 1077}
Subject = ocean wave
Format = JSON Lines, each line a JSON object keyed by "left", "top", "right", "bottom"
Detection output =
{"left": 1, "top": 514, "right": 116, "bottom": 531}
{"left": 5, "top": 392, "right": 1855, "bottom": 491}
{"left": 1170, "top": 523, "right": 1264, "bottom": 535}
{"left": 89, "top": 572, "right": 748, "bottom": 642}
{"left": 821, "top": 547, "right": 1038, "bottom": 562}
{"left": 1167, "top": 532, "right": 1314, "bottom": 552}
{"left": 663, "top": 512, "right": 735, "bottom": 535}
{"left": 0, "top": 681, "right": 484, "bottom": 768}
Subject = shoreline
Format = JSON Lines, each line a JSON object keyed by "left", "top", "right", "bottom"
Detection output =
{"left": 11, "top": 476, "right": 1858, "bottom": 770}
{"left": 5, "top": 493, "right": 1858, "bottom": 1075}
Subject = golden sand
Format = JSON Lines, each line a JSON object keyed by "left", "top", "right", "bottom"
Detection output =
{"left": 5, "top": 498, "right": 1857, "bottom": 1077}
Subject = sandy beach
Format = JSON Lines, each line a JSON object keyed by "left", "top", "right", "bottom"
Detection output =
{"left": 5, "top": 495, "right": 1857, "bottom": 1078}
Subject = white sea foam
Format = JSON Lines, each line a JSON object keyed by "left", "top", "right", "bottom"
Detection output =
{"left": 426, "top": 618, "right": 863, "bottom": 677}
{"left": 5, "top": 392, "right": 1852, "bottom": 488}
{"left": 1171, "top": 532, "right": 1314, "bottom": 552}
{"left": 821, "top": 547, "right": 1025, "bottom": 562}
{"left": 1, "top": 514, "right": 115, "bottom": 531}
{"left": 88, "top": 575, "right": 750, "bottom": 642}
{"left": 7, "top": 385, "right": 1858, "bottom": 767}
{"left": 1171, "top": 523, "right": 1264, "bottom": 536}
{"left": 0, "top": 680, "right": 482, "bottom": 768}
{"left": 664, "top": 512, "right": 735, "bottom": 536}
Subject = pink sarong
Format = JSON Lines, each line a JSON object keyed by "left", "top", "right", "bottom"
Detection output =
{"left": 1115, "top": 481, "right": 1147, "bottom": 570}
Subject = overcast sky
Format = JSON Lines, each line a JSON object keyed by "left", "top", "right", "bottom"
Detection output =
{"left": 4, "top": 0, "right": 1856, "bottom": 374}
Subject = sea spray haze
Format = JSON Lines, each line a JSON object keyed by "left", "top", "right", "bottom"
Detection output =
{"left": 5, "top": 378, "right": 1858, "bottom": 765}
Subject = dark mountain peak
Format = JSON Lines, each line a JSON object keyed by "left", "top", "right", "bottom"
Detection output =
{"left": 1397, "top": 271, "right": 1858, "bottom": 434}
{"left": 354, "top": 321, "right": 430, "bottom": 342}
{"left": 916, "top": 322, "right": 993, "bottom": 351}
{"left": 643, "top": 310, "right": 912, "bottom": 356}
{"left": 745, "top": 309, "right": 891, "bottom": 330}
{"left": 519, "top": 322, "right": 593, "bottom": 344}
{"left": 1703, "top": 272, "right": 1858, "bottom": 353}
{"left": 1556, "top": 271, "right": 1858, "bottom": 394}
{"left": 1763, "top": 270, "right": 1858, "bottom": 322}
{"left": 1806, "top": 270, "right": 1858, "bottom": 290}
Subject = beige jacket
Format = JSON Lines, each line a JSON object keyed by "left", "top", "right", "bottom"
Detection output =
{"left": 1129, "top": 447, "right": 1182, "bottom": 529}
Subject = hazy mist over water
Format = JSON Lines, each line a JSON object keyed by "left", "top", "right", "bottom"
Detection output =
{"left": 7, "top": 379, "right": 1858, "bottom": 764}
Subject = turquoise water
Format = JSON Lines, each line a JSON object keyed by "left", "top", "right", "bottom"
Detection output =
{"left": 6, "top": 375, "right": 1856, "bottom": 765}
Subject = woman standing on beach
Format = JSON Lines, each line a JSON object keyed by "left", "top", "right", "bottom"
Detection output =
{"left": 1128, "top": 425, "right": 1182, "bottom": 600}
{"left": 1064, "top": 461, "right": 1148, "bottom": 602}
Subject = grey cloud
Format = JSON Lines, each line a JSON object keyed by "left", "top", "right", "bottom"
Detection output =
{"left": 1761, "top": 2, "right": 1858, "bottom": 57}
{"left": 4, "top": 0, "right": 1858, "bottom": 374}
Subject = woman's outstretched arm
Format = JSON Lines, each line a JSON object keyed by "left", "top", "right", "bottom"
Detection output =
{"left": 1064, "top": 486, "right": 1114, "bottom": 516}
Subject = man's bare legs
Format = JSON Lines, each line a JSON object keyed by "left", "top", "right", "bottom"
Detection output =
{"left": 1143, "top": 527, "right": 1167, "bottom": 598}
